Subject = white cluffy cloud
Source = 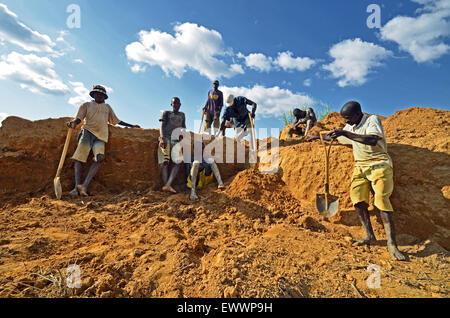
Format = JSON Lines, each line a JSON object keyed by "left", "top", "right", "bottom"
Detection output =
{"left": 303, "top": 79, "right": 312, "bottom": 87}
{"left": 323, "top": 38, "right": 392, "bottom": 87}
{"left": 0, "top": 52, "right": 69, "bottom": 95}
{"left": 68, "top": 82, "right": 114, "bottom": 108}
{"left": 221, "top": 85, "right": 314, "bottom": 117}
{"left": 237, "top": 53, "right": 273, "bottom": 72}
{"left": 380, "top": 0, "right": 450, "bottom": 63}
{"left": 275, "top": 51, "right": 316, "bottom": 71}
{"left": 126, "top": 22, "right": 244, "bottom": 80}
{"left": 0, "top": 4, "right": 55, "bottom": 52}
{"left": 238, "top": 51, "right": 316, "bottom": 72}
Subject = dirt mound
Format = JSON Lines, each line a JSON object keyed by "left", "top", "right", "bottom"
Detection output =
{"left": 383, "top": 107, "right": 450, "bottom": 153}
{"left": 0, "top": 108, "right": 449, "bottom": 299}
{"left": 0, "top": 117, "right": 247, "bottom": 197}
{"left": 278, "top": 108, "right": 450, "bottom": 249}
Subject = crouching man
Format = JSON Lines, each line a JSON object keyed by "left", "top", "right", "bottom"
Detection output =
{"left": 180, "top": 141, "right": 225, "bottom": 201}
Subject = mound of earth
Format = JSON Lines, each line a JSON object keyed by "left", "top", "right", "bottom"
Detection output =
{"left": 0, "top": 107, "right": 448, "bottom": 298}
{"left": 278, "top": 108, "right": 449, "bottom": 249}
{"left": 0, "top": 117, "right": 247, "bottom": 196}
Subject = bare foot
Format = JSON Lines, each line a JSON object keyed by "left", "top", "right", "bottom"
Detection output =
{"left": 69, "top": 188, "right": 79, "bottom": 196}
{"left": 77, "top": 185, "right": 89, "bottom": 197}
{"left": 388, "top": 244, "right": 406, "bottom": 261}
{"left": 189, "top": 191, "right": 198, "bottom": 201}
{"left": 162, "top": 185, "right": 177, "bottom": 194}
{"left": 352, "top": 237, "right": 376, "bottom": 246}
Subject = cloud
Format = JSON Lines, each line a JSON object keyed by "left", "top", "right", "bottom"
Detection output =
{"left": 380, "top": 0, "right": 450, "bottom": 63}
{"left": 274, "top": 51, "right": 316, "bottom": 71}
{"left": 0, "top": 52, "right": 69, "bottom": 95}
{"left": 68, "top": 82, "right": 114, "bottom": 107}
{"left": 323, "top": 38, "right": 392, "bottom": 87}
{"left": 125, "top": 22, "right": 244, "bottom": 80}
{"left": 238, "top": 51, "right": 316, "bottom": 72}
{"left": 238, "top": 52, "right": 273, "bottom": 72}
{"left": 303, "top": 79, "right": 312, "bottom": 87}
{"left": 73, "top": 59, "right": 83, "bottom": 64}
{"left": 221, "top": 85, "right": 314, "bottom": 118}
{"left": 0, "top": 4, "right": 55, "bottom": 53}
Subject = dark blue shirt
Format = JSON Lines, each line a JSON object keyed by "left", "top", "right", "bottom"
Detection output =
{"left": 222, "top": 96, "right": 255, "bottom": 127}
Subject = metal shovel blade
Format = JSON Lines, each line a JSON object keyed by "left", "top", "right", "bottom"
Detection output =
{"left": 54, "top": 176, "right": 62, "bottom": 200}
{"left": 316, "top": 193, "right": 339, "bottom": 218}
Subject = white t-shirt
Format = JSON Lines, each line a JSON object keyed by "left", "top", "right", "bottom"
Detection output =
{"left": 337, "top": 114, "right": 393, "bottom": 168}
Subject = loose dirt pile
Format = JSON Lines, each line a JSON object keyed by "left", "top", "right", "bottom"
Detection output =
{"left": 0, "top": 107, "right": 448, "bottom": 298}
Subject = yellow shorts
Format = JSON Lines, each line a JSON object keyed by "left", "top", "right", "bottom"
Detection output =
{"left": 71, "top": 129, "right": 105, "bottom": 163}
{"left": 205, "top": 112, "right": 220, "bottom": 130}
{"left": 350, "top": 163, "right": 394, "bottom": 212}
{"left": 187, "top": 170, "right": 214, "bottom": 190}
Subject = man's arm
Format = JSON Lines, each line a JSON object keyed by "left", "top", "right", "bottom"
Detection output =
{"left": 182, "top": 113, "right": 186, "bottom": 129}
{"left": 245, "top": 98, "right": 257, "bottom": 118}
{"left": 67, "top": 103, "right": 87, "bottom": 128}
{"left": 159, "top": 112, "right": 169, "bottom": 148}
{"left": 329, "top": 130, "right": 379, "bottom": 146}
{"left": 215, "top": 92, "right": 223, "bottom": 117}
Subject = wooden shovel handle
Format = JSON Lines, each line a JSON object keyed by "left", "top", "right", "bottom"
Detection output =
{"left": 198, "top": 109, "right": 206, "bottom": 134}
{"left": 55, "top": 128, "right": 73, "bottom": 178}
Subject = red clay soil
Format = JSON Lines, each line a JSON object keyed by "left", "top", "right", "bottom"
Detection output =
{"left": 0, "top": 107, "right": 448, "bottom": 298}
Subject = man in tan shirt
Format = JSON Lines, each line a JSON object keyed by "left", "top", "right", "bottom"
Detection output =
{"left": 310, "top": 101, "right": 405, "bottom": 261}
{"left": 67, "top": 85, "right": 140, "bottom": 196}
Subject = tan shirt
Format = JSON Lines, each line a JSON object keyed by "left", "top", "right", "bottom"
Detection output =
{"left": 337, "top": 114, "right": 393, "bottom": 168}
{"left": 75, "top": 102, "right": 121, "bottom": 143}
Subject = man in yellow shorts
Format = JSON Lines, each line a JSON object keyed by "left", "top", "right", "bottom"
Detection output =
{"left": 184, "top": 141, "right": 225, "bottom": 201}
{"left": 315, "top": 101, "right": 405, "bottom": 261}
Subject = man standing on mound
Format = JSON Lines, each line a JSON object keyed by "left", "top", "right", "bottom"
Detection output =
{"left": 67, "top": 85, "right": 140, "bottom": 197}
{"left": 310, "top": 101, "right": 406, "bottom": 261}
{"left": 202, "top": 80, "right": 223, "bottom": 136}
{"left": 159, "top": 97, "right": 186, "bottom": 194}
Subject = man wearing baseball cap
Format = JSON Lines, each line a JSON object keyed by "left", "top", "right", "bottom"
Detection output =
{"left": 202, "top": 80, "right": 223, "bottom": 136}
{"left": 219, "top": 94, "right": 257, "bottom": 143}
{"left": 67, "top": 85, "right": 140, "bottom": 197}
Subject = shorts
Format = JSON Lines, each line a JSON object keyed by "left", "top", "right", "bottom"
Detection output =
{"left": 350, "top": 163, "right": 394, "bottom": 212}
{"left": 71, "top": 129, "right": 105, "bottom": 163}
{"left": 158, "top": 138, "right": 180, "bottom": 165}
{"left": 205, "top": 112, "right": 220, "bottom": 130}
{"left": 187, "top": 168, "right": 214, "bottom": 190}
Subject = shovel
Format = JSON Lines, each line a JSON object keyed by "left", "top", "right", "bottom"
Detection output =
{"left": 316, "top": 131, "right": 339, "bottom": 218}
{"left": 54, "top": 128, "right": 73, "bottom": 200}
{"left": 198, "top": 109, "right": 206, "bottom": 134}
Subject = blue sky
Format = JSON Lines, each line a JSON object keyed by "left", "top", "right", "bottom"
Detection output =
{"left": 0, "top": 0, "right": 449, "bottom": 134}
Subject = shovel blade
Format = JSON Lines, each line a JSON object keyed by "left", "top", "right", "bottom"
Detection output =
{"left": 54, "top": 177, "right": 62, "bottom": 200}
{"left": 316, "top": 194, "right": 339, "bottom": 218}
